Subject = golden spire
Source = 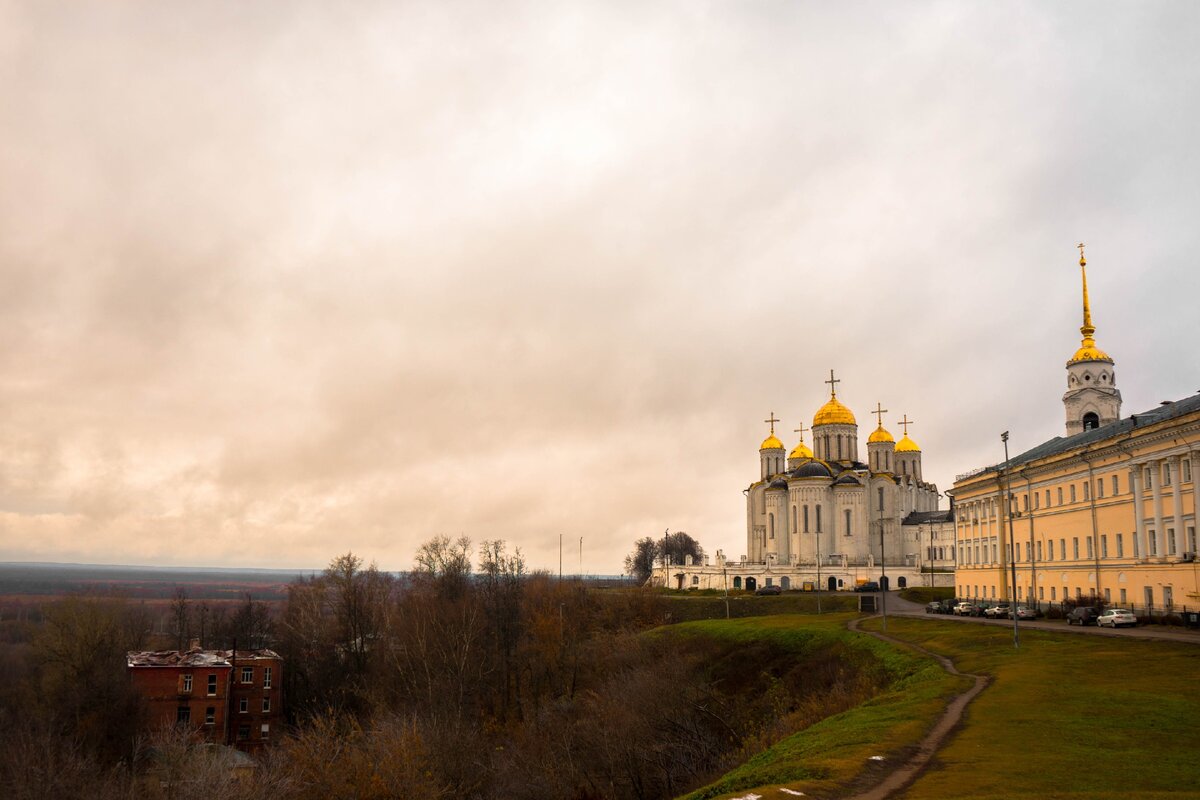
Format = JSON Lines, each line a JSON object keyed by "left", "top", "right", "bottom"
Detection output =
{"left": 1078, "top": 242, "right": 1094, "bottom": 341}
{"left": 1068, "top": 243, "right": 1111, "bottom": 364}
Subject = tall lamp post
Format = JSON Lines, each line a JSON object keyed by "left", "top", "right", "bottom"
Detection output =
{"left": 1002, "top": 431, "right": 1020, "bottom": 649}
{"left": 878, "top": 491, "right": 887, "bottom": 632}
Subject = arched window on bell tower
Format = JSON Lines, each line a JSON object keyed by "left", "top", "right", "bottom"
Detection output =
{"left": 1082, "top": 412, "right": 1099, "bottom": 431}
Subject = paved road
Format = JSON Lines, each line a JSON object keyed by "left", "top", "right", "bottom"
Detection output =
{"left": 859, "top": 591, "right": 1200, "bottom": 645}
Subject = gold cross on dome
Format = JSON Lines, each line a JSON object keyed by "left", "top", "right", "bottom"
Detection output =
{"left": 899, "top": 414, "right": 914, "bottom": 436}
{"left": 764, "top": 412, "right": 780, "bottom": 436}
{"left": 825, "top": 369, "right": 841, "bottom": 397}
{"left": 872, "top": 402, "right": 889, "bottom": 428}
{"left": 1077, "top": 242, "right": 1086, "bottom": 259}
{"left": 793, "top": 422, "right": 808, "bottom": 444}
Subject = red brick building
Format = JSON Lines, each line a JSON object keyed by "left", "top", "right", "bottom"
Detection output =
{"left": 127, "top": 647, "right": 283, "bottom": 753}
{"left": 228, "top": 649, "right": 284, "bottom": 753}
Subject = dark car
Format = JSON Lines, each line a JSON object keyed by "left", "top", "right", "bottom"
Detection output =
{"left": 925, "top": 601, "right": 943, "bottom": 614}
{"left": 855, "top": 582, "right": 880, "bottom": 593}
{"left": 1067, "top": 606, "right": 1100, "bottom": 626}
{"left": 755, "top": 584, "right": 782, "bottom": 596}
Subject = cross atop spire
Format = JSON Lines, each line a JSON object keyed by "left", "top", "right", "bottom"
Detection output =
{"left": 899, "top": 414, "right": 914, "bottom": 436}
{"left": 1077, "top": 241, "right": 1086, "bottom": 266}
{"left": 872, "top": 402, "right": 889, "bottom": 428}
{"left": 825, "top": 369, "right": 841, "bottom": 398}
{"left": 764, "top": 412, "right": 780, "bottom": 437}
{"left": 793, "top": 422, "right": 808, "bottom": 444}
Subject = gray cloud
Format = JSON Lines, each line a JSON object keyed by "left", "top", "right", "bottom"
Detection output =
{"left": 1, "top": 1, "right": 1197, "bottom": 572}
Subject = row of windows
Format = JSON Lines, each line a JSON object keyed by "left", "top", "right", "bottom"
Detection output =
{"left": 181, "top": 668, "right": 273, "bottom": 695}
{"left": 961, "top": 526, "right": 1197, "bottom": 565}
{"left": 968, "top": 459, "right": 1195, "bottom": 520}
{"left": 957, "top": 584, "right": 1178, "bottom": 608}
{"left": 175, "top": 711, "right": 273, "bottom": 739}
{"left": 180, "top": 673, "right": 219, "bottom": 696}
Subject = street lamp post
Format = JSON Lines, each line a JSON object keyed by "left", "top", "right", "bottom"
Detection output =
{"left": 1002, "top": 432, "right": 1020, "bottom": 649}
{"left": 879, "top": 495, "right": 887, "bottom": 632}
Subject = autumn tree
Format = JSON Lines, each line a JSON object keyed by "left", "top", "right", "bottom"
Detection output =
{"left": 624, "top": 536, "right": 658, "bottom": 584}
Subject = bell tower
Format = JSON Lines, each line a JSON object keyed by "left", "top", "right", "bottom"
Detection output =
{"left": 1063, "top": 244, "right": 1121, "bottom": 436}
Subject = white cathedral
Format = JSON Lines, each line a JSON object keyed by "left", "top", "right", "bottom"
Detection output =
{"left": 652, "top": 372, "right": 956, "bottom": 592}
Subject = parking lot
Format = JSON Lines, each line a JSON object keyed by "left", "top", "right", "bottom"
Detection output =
{"left": 873, "top": 592, "right": 1200, "bottom": 645}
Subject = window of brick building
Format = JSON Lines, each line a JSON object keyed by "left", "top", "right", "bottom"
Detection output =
{"left": 239, "top": 697, "right": 248, "bottom": 714}
{"left": 262, "top": 697, "right": 271, "bottom": 713}
{"left": 264, "top": 667, "right": 273, "bottom": 689}
{"left": 182, "top": 674, "right": 192, "bottom": 693}
{"left": 207, "top": 674, "right": 217, "bottom": 696}
{"left": 238, "top": 725, "right": 249, "bottom": 740}
{"left": 205, "top": 707, "right": 215, "bottom": 725}
{"left": 242, "top": 666, "right": 253, "bottom": 684}
{"left": 176, "top": 706, "right": 190, "bottom": 723}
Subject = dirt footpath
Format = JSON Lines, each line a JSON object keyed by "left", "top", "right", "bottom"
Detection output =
{"left": 841, "top": 617, "right": 990, "bottom": 800}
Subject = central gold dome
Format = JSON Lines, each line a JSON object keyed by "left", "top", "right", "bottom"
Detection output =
{"left": 814, "top": 396, "right": 856, "bottom": 427}
{"left": 895, "top": 434, "right": 921, "bottom": 453}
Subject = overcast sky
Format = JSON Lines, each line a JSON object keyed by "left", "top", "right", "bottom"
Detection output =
{"left": 1, "top": 1, "right": 1197, "bottom": 574}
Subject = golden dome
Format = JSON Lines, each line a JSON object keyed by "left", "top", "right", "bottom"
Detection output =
{"left": 895, "top": 435, "right": 921, "bottom": 453}
{"left": 1069, "top": 343, "right": 1112, "bottom": 364}
{"left": 760, "top": 434, "right": 785, "bottom": 451}
{"left": 789, "top": 441, "right": 814, "bottom": 459}
{"left": 867, "top": 425, "right": 894, "bottom": 444}
{"left": 813, "top": 396, "right": 856, "bottom": 427}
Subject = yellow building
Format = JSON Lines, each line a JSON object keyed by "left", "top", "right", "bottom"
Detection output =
{"left": 951, "top": 249, "right": 1199, "bottom": 612}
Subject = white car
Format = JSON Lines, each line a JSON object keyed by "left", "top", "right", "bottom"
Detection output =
{"left": 1096, "top": 608, "right": 1137, "bottom": 628}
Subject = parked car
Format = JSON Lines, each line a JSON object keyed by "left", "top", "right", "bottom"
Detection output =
{"left": 926, "top": 601, "right": 943, "bottom": 614}
{"left": 1067, "top": 606, "right": 1100, "bottom": 626}
{"left": 1096, "top": 608, "right": 1137, "bottom": 628}
{"left": 954, "top": 601, "right": 985, "bottom": 617}
{"left": 1010, "top": 606, "right": 1039, "bottom": 620}
{"left": 983, "top": 603, "right": 1011, "bottom": 619}
{"left": 855, "top": 582, "right": 880, "bottom": 593}
{"left": 755, "top": 584, "right": 782, "bottom": 596}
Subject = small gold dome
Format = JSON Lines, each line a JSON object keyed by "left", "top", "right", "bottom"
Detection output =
{"left": 813, "top": 396, "right": 856, "bottom": 427}
{"left": 867, "top": 425, "right": 894, "bottom": 444}
{"left": 760, "top": 434, "right": 785, "bottom": 451}
{"left": 789, "top": 441, "right": 814, "bottom": 459}
{"left": 895, "top": 435, "right": 921, "bottom": 453}
{"left": 1068, "top": 344, "right": 1113, "bottom": 365}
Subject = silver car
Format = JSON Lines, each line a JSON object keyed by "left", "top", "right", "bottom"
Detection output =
{"left": 1096, "top": 608, "right": 1137, "bottom": 628}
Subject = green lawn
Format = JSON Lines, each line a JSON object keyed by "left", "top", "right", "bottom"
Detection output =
{"left": 665, "top": 615, "right": 1200, "bottom": 800}
{"left": 661, "top": 592, "right": 859, "bottom": 623}
{"left": 664, "top": 614, "right": 968, "bottom": 799}
{"left": 858, "top": 617, "right": 1200, "bottom": 800}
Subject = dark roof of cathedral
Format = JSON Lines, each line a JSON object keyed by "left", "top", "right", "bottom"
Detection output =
{"left": 902, "top": 510, "right": 954, "bottom": 525}
{"left": 768, "top": 478, "right": 789, "bottom": 489}
{"left": 791, "top": 460, "right": 834, "bottom": 478}
{"left": 833, "top": 473, "right": 861, "bottom": 486}
{"left": 961, "top": 393, "right": 1200, "bottom": 482}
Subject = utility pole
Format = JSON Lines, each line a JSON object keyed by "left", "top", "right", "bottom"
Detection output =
{"left": 816, "top": 524, "right": 822, "bottom": 614}
{"left": 559, "top": 533, "right": 562, "bottom": 581}
{"left": 723, "top": 566, "right": 730, "bottom": 619}
{"left": 879, "top": 491, "right": 887, "bottom": 631}
{"left": 1002, "top": 431, "right": 1020, "bottom": 649}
